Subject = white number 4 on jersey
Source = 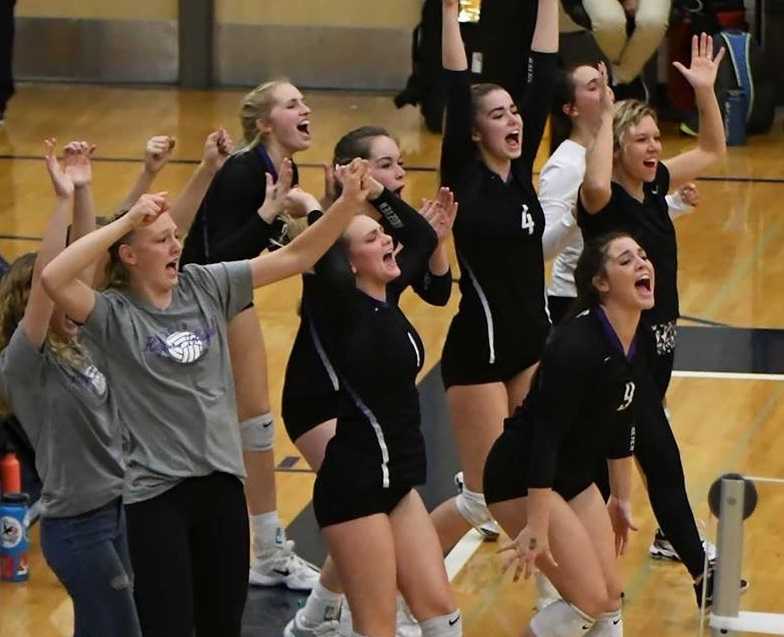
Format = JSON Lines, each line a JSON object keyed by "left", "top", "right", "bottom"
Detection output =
{"left": 521, "top": 204, "right": 535, "bottom": 235}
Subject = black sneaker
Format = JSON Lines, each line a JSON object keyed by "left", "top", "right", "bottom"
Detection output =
{"left": 694, "top": 559, "right": 750, "bottom": 610}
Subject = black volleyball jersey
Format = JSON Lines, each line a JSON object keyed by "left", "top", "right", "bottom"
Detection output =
{"left": 440, "top": 53, "right": 557, "bottom": 363}
{"left": 283, "top": 190, "right": 452, "bottom": 405}
{"left": 306, "top": 192, "right": 441, "bottom": 488}
{"left": 506, "top": 307, "right": 654, "bottom": 492}
{"left": 181, "top": 146, "right": 295, "bottom": 266}
{"left": 577, "top": 163, "right": 678, "bottom": 325}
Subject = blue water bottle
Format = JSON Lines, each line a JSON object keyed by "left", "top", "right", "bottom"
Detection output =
{"left": 0, "top": 493, "right": 30, "bottom": 582}
{"left": 724, "top": 89, "right": 747, "bottom": 146}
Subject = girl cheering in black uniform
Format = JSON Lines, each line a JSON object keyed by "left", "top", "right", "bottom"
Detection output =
{"left": 282, "top": 127, "right": 455, "bottom": 637}
{"left": 578, "top": 35, "right": 747, "bottom": 607}
{"left": 485, "top": 232, "right": 654, "bottom": 637}
{"left": 180, "top": 80, "right": 319, "bottom": 590}
{"left": 431, "top": 0, "right": 559, "bottom": 550}
{"left": 307, "top": 164, "right": 461, "bottom": 637}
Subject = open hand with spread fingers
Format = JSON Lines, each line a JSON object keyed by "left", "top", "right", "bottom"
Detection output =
{"left": 421, "top": 187, "right": 458, "bottom": 244}
{"left": 257, "top": 158, "right": 294, "bottom": 222}
{"left": 498, "top": 525, "right": 559, "bottom": 583}
{"left": 673, "top": 33, "right": 726, "bottom": 91}
{"left": 44, "top": 139, "right": 75, "bottom": 199}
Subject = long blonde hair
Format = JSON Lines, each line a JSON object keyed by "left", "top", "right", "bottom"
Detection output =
{"left": 239, "top": 79, "right": 290, "bottom": 151}
{"left": 0, "top": 254, "right": 88, "bottom": 416}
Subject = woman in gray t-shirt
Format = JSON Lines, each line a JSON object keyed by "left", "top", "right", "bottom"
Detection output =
{"left": 0, "top": 141, "right": 142, "bottom": 637}
{"left": 40, "top": 160, "right": 371, "bottom": 637}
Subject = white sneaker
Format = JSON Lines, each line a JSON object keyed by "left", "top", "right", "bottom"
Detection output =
{"left": 249, "top": 540, "right": 320, "bottom": 591}
{"left": 535, "top": 572, "right": 561, "bottom": 611}
{"left": 338, "top": 600, "right": 353, "bottom": 637}
{"left": 396, "top": 596, "right": 421, "bottom": 637}
{"left": 284, "top": 608, "right": 342, "bottom": 637}
{"left": 454, "top": 472, "right": 500, "bottom": 541}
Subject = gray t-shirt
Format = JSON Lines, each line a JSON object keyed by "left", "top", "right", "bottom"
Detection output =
{"left": 0, "top": 328, "right": 124, "bottom": 518}
{"left": 83, "top": 261, "right": 253, "bottom": 504}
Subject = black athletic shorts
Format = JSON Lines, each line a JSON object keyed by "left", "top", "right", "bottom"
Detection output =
{"left": 440, "top": 318, "right": 548, "bottom": 389}
{"left": 313, "top": 474, "right": 413, "bottom": 528}
{"left": 282, "top": 322, "right": 340, "bottom": 442}
{"left": 483, "top": 428, "right": 594, "bottom": 505}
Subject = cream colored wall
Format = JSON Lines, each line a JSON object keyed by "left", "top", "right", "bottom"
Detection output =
{"left": 216, "top": 0, "right": 421, "bottom": 28}
{"left": 17, "top": 0, "right": 177, "bottom": 21}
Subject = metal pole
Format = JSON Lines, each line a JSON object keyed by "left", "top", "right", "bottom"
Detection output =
{"left": 711, "top": 478, "right": 745, "bottom": 637}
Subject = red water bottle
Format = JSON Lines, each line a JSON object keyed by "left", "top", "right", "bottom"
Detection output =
{"left": 0, "top": 453, "right": 21, "bottom": 494}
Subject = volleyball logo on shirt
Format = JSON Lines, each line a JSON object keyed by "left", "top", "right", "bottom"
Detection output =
{"left": 521, "top": 204, "right": 535, "bottom": 235}
{"left": 163, "top": 331, "right": 207, "bottom": 364}
{"left": 82, "top": 364, "right": 107, "bottom": 397}
{"left": 616, "top": 382, "right": 635, "bottom": 412}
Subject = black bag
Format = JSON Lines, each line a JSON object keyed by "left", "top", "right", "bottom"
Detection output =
{"left": 395, "top": 0, "right": 482, "bottom": 133}
{"left": 395, "top": 0, "right": 535, "bottom": 133}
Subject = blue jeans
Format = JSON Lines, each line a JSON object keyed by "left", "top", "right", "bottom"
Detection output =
{"left": 41, "top": 498, "right": 142, "bottom": 637}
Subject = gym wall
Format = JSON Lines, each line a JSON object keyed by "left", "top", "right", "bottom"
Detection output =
{"left": 214, "top": 0, "right": 420, "bottom": 89}
{"left": 14, "top": 0, "right": 179, "bottom": 83}
{"left": 13, "top": 0, "right": 421, "bottom": 90}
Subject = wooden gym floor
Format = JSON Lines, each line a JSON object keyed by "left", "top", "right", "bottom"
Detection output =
{"left": 0, "top": 83, "right": 783, "bottom": 636}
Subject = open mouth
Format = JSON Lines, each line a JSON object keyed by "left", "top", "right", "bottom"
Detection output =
{"left": 382, "top": 250, "right": 396, "bottom": 266}
{"left": 643, "top": 158, "right": 657, "bottom": 169}
{"left": 505, "top": 131, "right": 521, "bottom": 147}
{"left": 296, "top": 120, "right": 311, "bottom": 136}
{"left": 165, "top": 259, "right": 179, "bottom": 275}
{"left": 634, "top": 275, "right": 652, "bottom": 292}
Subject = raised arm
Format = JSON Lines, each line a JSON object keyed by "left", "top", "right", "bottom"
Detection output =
{"left": 579, "top": 64, "right": 615, "bottom": 214}
{"left": 167, "top": 129, "right": 232, "bottom": 234}
{"left": 440, "top": 0, "right": 474, "bottom": 188}
{"left": 115, "top": 135, "right": 175, "bottom": 213}
{"left": 531, "top": 0, "right": 559, "bottom": 53}
{"left": 517, "top": 0, "right": 560, "bottom": 174}
{"left": 61, "top": 141, "right": 99, "bottom": 286}
{"left": 442, "top": 0, "right": 467, "bottom": 71}
{"left": 41, "top": 194, "right": 167, "bottom": 324}
{"left": 22, "top": 140, "right": 76, "bottom": 348}
{"left": 249, "top": 159, "right": 371, "bottom": 288}
{"left": 664, "top": 34, "right": 727, "bottom": 190}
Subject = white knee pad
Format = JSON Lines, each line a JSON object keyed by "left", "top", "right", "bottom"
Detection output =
{"left": 529, "top": 600, "right": 595, "bottom": 637}
{"left": 455, "top": 489, "right": 492, "bottom": 528}
{"left": 240, "top": 413, "right": 274, "bottom": 452}
{"left": 585, "top": 610, "right": 622, "bottom": 637}
{"left": 420, "top": 611, "right": 463, "bottom": 637}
